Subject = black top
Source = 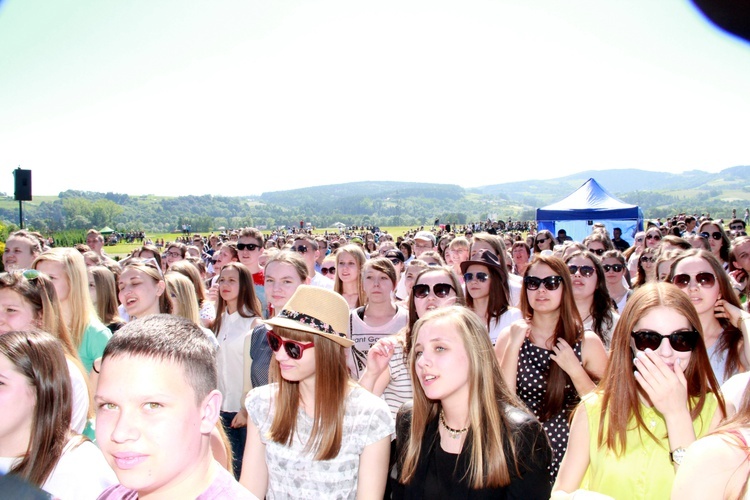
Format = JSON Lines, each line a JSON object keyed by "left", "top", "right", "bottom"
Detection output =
{"left": 391, "top": 401, "right": 553, "bottom": 500}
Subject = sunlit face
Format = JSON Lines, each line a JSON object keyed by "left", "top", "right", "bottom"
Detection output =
{"left": 214, "top": 247, "right": 236, "bottom": 271}
{"left": 88, "top": 273, "right": 98, "bottom": 306}
{"left": 586, "top": 242, "right": 606, "bottom": 256}
{"left": 363, "top": 267, "right": 395, "bottom": 304}
{"left": 118, "top": 268, "right": 165, "bottom": 319}
{"left": 657, "top": 260, "right": 675, "bottom": 282}
{"left": 601, "top": 257, "right": 625, "bottom": 286}
{"left": 470, "top": 241, "right": 496, "bottom": 260}
{"left": 273, "top": 333, "right": 316, "bottom": 384}
{"left": 264, "top": 262, "right": 305, "bottom": 311}
{"left": 525, "top": 262, "right": 563, "bottom": 313}
{"left": 413, "top": 239, "right": 434, "bottom": 257}
{"left": 631, "top": 306, "right": 693, "bottom": 371}
{"left": 512, "top": 246, "right": 529, "bottom": 266}
{"left": 672, "top": 256, "right": 720, "bottom": 315}
{"left": 568, "top": 256, "right": 597, "bottom": 301}
{"left": 0, "top": 353, "right": 36, "bottom": 457}
{"left": 336, "top": 252, "right": 359, "bottom": 284}
{"left": 414, "top": 318, "right": 470, "bottom": 406}
{"left": 86, "top": 235, "right": 103, "bottom": 253}
{"left": 165, "top": 246, "right": 184, "bottom": 268}
{"left": 292, "top": 240, "right": 317, "bottom": 271}
{"left": 2, "top": 238, "right": 37, "bottom": 272}
{"left": 414, "top": 271, "right": 457, "bottom": 318}
{"left": 0, "top": 289, "right": 39, "bottom": 334}
{"left": 535, "top": 234, "right": 553, "bottom": 251}
{"left": 732, "top": 240, "right": 750, "bottom": 273}
{"left": 450, "top": 247, "right": 469, "bottom": 266}
{"left": 34, "top": 261, "right": 71, "bottom": 304}
{"left": 645, "top": 230, "right": 662, "bottom": 249}
{"left": 218, "top": 267, "right": 240, "bottom": 308}
{"left": 237, "top": 237, "right": 262, "bottom": 270}
{"left": 464, "top": 264, "right": 490, "bottom": 301}
{"left": 96, "top": 355, "right": 214, "bottom": 497}
{"left": 404, "top": 265, "right": 424, "bottom": 297}
{"left": 701, "top": 224, "right": 723, "bottom": 256}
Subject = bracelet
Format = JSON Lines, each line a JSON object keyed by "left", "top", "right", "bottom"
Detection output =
{"left": 737, "top": 313, "right": 750, "bottom": 330}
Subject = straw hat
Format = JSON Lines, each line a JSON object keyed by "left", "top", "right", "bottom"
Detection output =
{"left": 263, "top": 285, "right": 353, "bottom": 347}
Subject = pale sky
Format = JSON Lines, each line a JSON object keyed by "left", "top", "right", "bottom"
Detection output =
{"left": 1, "top": 0, "right": 749, "bottom": 197}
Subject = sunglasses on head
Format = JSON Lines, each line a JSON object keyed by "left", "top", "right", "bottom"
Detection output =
{"left": 524, "top": 275, "right": 562, "bottom": 291}
{"left": 646, "top": 234, "right": 661, "bottom": 241}
{"left": 671, "top": 272, "right": 716, "bottom": 289}
{"left": 631, "top": 329, "right": 699, "bottom": 352}
{"left": 412, "top": 283, "right": 456, "bottom": 299}
{"left": 237, "top": 242, "right": 260, "bottom": 251}
{"left": 464, "top": 272, "right": 489, "bottom": 283}
{"left": 700, "top": 231, "right": 723, "bottom": 241}
{"left": 568, "top": 265, "right": 595, "bottom": 277}
{"left": 321, "top": 266, "right": 336, "bottom": 275}
{"left": 266, "top": 330, "right": 314, "bottom": 360}
{"left": 588, "top": 248, "right": 605, "bottom": 256}
{"left": 602, "top": 264, "right": 624, "bottom": 273}
{"left": 292, "top": 245, "right": 309, "bottom": 254}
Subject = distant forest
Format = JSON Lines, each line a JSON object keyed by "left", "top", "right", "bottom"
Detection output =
{"left": 2, "top": 166, "right": 749, "bottom": 233}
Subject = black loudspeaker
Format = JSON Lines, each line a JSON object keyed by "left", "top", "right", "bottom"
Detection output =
{"left": 14, "top": 169, "right": 32, "bottom": 201}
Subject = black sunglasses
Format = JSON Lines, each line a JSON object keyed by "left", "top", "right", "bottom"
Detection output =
{"left": 389, "top": 258, "right": 402, "bottom": 266}
{"left": 536, "top": 237, "right": 549, "bottom": 244}
{"left": 292, "top": 245, "right": 309, "bottom": 254}
{"left": 321, "top": 266, "right": 336, "bottom": 275}
{"left": 640, "top": 256, "right": 655, "bottom": 263}
{"left": 602, "top": 264, "right": 624, "bottom": 273}
{"left": 237, "top": 243, "right": 260, "bottom": 251}
{"left": 266, "top": 330, "right": 315, "bottom": 360}
{"left": 631, "top": 329, "right": 699, "bottom": 352}
{"left": 700, "top": 231, "right": 723, "bottom": 241}
{"left": 464, "top": 272, "right": 489, "bottom": 283}
{"left": 672, "top": 272, "right": 716, "bottom": 289}
{"left": 524, "top": 275, "right": 562, "bottom": 291}
{"left": 588, "top": 248, "right": 605, "bottom": 256}
{"left": 568, "top": 265, "right": 595, "bottom": 277}
{"left": 412, "top": 283, "right": 456, "bottom": 299}
{"left": 646, "top": 234, "right": 662, "bottom": 241}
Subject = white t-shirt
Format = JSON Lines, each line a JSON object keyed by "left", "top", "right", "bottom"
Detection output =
{"left": 67, "top": 358, "right": 89, "bottom": 434}
{"left": 246, "top": 384, "right": 394, "bottom": 499}
{"left": 488, "top": 307, "right": 523, "bottom": 345}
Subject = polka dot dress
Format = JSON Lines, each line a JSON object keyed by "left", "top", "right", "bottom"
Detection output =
{"left": 516, "top": 336, "right": 582, "bottom": 481}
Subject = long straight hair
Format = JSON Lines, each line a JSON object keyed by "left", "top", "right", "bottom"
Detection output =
{"left": 597, "top": 282, "right": 725, "bottom": 454}
{"left": 212, "top": 262, "right": 261, "bottom": 335}
{"left": 401, "top": 307, "right": 529, "bottom": 488}
{"left": 564, "top": 250, "right": 615, "bottom": 343}
{"left": 32, "top": 248, "right": 98, "bottom": 349}
{"left": 669, "top": 249, "right": 745, "bottom": 378}
{"left": 333, "top": 245, "right": 367, "bottom": 307}
{"left": 88, "top": 266, "right": 122, "bottom": 326}
{"left": 267, "top": 325, "right": 350, "bottom": 460}
{"left": 464, "top": 262, "right": 511, "bottom": 331}
{"left": 520, "top": 254, "right": 584, "bottom": 421}
{"left": 0, "top": 330, "right": 75, "bottom": 487}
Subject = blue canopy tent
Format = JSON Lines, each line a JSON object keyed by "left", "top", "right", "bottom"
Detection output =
{"left": 536, "top": 178, "right": 643, "bottom": 244}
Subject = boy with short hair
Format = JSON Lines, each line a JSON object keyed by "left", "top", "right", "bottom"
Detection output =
{"left": 95, "top": 314, "right": 256, "bottom": 499}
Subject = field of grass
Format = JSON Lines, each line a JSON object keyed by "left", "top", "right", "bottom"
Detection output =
{"left": 105, "top": 226, "right": 419, "bottom": 258}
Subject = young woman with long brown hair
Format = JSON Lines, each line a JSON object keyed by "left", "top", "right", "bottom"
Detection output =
{"left": 552, "top": 282, "right": 726, "bottom": 499}
{"left": 334, "top": 244, "right": 367, "bottom": 309}
{"left": 393, "top": 306, "right": 552, "bottom": 498}
{"left": 495, "top": 254, "right": 608, "bottom": 480}
{"left": 241, "top": 286, "right": 392, "bottom": 499}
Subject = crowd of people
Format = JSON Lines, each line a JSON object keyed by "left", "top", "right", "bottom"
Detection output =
{"left": 2, "top": 212, "right": 750, "bottom": 498}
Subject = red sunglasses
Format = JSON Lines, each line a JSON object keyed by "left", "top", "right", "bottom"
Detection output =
{"left": 266, "top": 330, "right": 315, "bottom": 360}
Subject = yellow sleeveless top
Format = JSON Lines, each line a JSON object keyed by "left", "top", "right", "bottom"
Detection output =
{"left": 583, "top": 391, "right": 719, "bottom": 499}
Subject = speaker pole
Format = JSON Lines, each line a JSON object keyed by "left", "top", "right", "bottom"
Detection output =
{"left": 18, "top": 199, "right": 23, "bottom": 229}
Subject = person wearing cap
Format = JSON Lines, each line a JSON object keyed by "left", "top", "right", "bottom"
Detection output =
{"left": 413, "top": 231, "right": 436, "bottom": 258}
{"left": 241, "top": 286, "right": 393, "bottom": 499}
{"left": 385, "top": 249, "right": 407, "bottom": 300}
{"left": 461, "top": 251, "right": 523, "bottom": 345}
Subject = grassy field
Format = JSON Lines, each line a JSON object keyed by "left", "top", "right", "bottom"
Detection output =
{"left": 105, "top": 226, "right": 418, "bottom": 258}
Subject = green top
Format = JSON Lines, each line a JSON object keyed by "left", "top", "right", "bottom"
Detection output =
{"left": 583, "top": 391, "right": 718, "bottom": 499}
{"left": 78, "top": 320, "right": 112, "bottom": 372}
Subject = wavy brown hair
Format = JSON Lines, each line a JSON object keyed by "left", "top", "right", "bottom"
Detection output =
{"left": 268, "top": 325, "right": 350, "bottom": 460}
{"left": 520, "top": 254, "right": 584, "bottom": 421}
